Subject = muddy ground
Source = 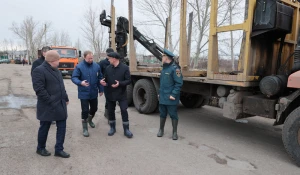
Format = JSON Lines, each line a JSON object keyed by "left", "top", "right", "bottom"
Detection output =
{"left": 0, "top": 64, "right": 299, "bottom": 175}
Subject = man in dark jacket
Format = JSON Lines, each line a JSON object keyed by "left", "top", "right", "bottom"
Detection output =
{"left": 31, "top": 46, "right": 56, "bottom": 125}
{"left": 71, "top": 51, "right": 104, "bottom": 137}
{"left": 99, "top": 48, "right": 114, "bottom": 121}
{"left": 32, "top": 50, "right": 70, "bottom": 158}
{"left": 100, "top": 52, "right": 133, "bottom": 138}
{"left": 157, "top": 49, "right": 183, "bottom": 140}
{"left": 31, "top": 46, "right": 51, "bottom": 74}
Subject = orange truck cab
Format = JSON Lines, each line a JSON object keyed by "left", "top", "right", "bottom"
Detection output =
{"left": 50, "top": 46, "right": 81, "bottom": 76}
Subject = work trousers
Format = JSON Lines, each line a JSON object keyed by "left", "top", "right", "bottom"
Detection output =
{"left": 37, "top": 120, "right": 66, "bottom": 152}
{"left": 80, "top": 98, "right": 98, "bottom": 120}
{"left": 159, "top": 104, "right": 178, "bottom": 120}
{"left": 104, "top": 88, "right": 108, "bottom": 109}
{"left": 107, "top": 100, "right": 129, "bottom": 122}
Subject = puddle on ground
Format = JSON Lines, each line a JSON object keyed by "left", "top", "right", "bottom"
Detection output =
{"left": 0, "top": 94, "right": 36, "bottom": 109}
{"left": 209, "top": 152, "right": 257, "bottom": 171}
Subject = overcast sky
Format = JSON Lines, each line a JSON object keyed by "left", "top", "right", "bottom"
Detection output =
{"left": 0, "top": 0, "right": 142, "bottom": 51}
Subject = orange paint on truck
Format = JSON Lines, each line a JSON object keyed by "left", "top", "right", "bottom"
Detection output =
{"left": 50, "top": 46, "right": 80, "bottom": 76}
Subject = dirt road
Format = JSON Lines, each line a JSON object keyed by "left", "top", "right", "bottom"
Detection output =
{"left": 0, "top": 64, "right": 299, "bottom": 175}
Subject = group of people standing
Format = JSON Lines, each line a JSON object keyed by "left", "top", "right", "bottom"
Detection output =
{"left": 30, "top": 46, "right": 183, "bottom": 159}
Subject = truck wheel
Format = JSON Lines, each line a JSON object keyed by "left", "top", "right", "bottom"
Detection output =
{"left": 127, "top": 84, "right": 133, "bottom": 106}
{"left": 133, "top": 79, "right": 158, "bottom": 114}
{"left": 180, "top": 93, "right": 204, "bottom": 108}
{"left": 282, "top": 106, "right": 300, "bottom": 166}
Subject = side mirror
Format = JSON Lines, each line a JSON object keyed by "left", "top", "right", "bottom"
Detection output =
{"left": 78, "top": 50, "right": 82, "bottom": 58}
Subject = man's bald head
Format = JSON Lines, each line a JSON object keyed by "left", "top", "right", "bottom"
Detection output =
{"left": 45, "top": 50, "right": 60, "bottom": 62}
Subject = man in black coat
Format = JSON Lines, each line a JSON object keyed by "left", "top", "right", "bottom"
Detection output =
{"left": 31, "top": 46, "right": 51, "bottom": 74}
{"left": 99, "top": 48, "right": 114, "bottom": 121}
{"left": 100, "top": 52, "right": 133, "bottom": 138}
{"left": 31, "top": 46, "right": 56, "bottom": 125}
{"left": 32, "top": 50, "right": 70, "bottom": 158}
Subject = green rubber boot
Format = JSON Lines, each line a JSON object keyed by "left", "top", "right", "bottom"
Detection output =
{"left": 157, "top": 118, "right": 166, "bottom": 137}
{"left": 172, "top": 120, "right": 178, "bottom": 140}
{"left": 82, "top": 120, "right": 89, "bottom": 137}
{"left": 87, "top": 114, "right": 95, "bottom": 128}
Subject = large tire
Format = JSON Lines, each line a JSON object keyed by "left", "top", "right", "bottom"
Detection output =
{"left": 180, "top": 93, "right": 204, "bottom": 108}
{"left": 127, "top": 84, "right": 133, "bottom": 106}
{"left": 133, "top": 79, "right": 158, "bottom": 114}
{"left": 282, "top": 106, "right": 300, "bottom": 166}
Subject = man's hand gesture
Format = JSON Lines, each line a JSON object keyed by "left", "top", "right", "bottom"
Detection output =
{"left": 111, "top": 80, "right": 119, "bottom": 88}
{"left": 81, "top": 80, "right": 89, "bottom": 87}
{"left": 100, "top": 78, "right": 107, "bottom": 86}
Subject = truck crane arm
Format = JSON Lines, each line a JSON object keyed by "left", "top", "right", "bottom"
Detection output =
{"left": 100, "top": 10, "right": 164, "bottom": 62}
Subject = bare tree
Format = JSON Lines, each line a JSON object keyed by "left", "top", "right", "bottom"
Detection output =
{"left": 217, "top": 0, "right": 244, "bottom": 71}
{"left": 9, "top": 39, "right": 18, "bottom": 60}
{"left": 51, "top": 31, "right": 60, "bottom": 46}
{"left": 59, "top": 31, "right": 72, "bottom": 46}
{"left": 81, "top": 4, "right": 108, "bottom": 60}
{"left": 10, "top": 16, "right": 51, "bottom": 62}
{"left": 2, "top": 39, "right": 9, "bottom": 52}
{"left": 188, "top": 0, "right": 210, "bottom": 68}
{"left": 50, "top": 30, "right": 72, "bottom": 46}
{"left": 134, "top": 0, "right": 180, "bottom": 52}
{"left": 188, "top": 0, "right": 244, "bottom": 69}
{"left": 74, "top": 38, "right": 82, "bottom": 51}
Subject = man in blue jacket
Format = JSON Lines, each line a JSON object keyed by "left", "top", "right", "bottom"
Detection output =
{"left": 71, "top": 51, "right": 104, "bottom": 137}
{"left": 157, "top": 49, "right": 183, "bottom": 140}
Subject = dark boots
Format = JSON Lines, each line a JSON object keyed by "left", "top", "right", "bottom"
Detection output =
{"left": 108, "top": 120, "right": 116, "bottom": 136}
{"left": 172, "top": 120, "right": 178, "bottom": 140}
{"left": 82, "top": 120, "right": 89, "bottom": 137}
{"left": 87, "top": 114, "right": 95, "bottom": 128}
{"left": 123, "top": 122, "right": 133, "bottom": 138}
{"left": 157, "top": 118, "right": 166, "bottom": 137}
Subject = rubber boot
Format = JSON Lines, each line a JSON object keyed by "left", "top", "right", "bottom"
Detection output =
{"left": 157, "top": 118, "right": 166, "bottom": 137}
{"left": 87, "top": 114, "right": 95, "bottom": 128}
{"left": 123, "top": 122, "right": 133, "bottom": 138}
{"left": 82, "top": 120, "right": 89, "bottom": 137}
{"left": 172, "top": 120, "right": 178, "bottom": 140}
{"left": 108, "top": 120, "right": 116, "bottom": 136}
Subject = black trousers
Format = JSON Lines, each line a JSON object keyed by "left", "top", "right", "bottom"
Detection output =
{"left": 37, "top": 120, "right": 66, "bottom": 152}
{"left": 107, "top": 100, "right": 129, "bottom": 122}
{"left": 80, "top": 98, "right": 98, "bottom": 120}
{"left": 104, "top": 88, "right": 108, "bottom": 109}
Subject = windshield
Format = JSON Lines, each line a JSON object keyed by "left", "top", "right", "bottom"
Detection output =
{"left": 52, "top": 48, "right": 76, "bottom": 58}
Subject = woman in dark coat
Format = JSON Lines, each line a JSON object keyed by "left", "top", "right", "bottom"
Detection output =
{"left": 31, "top": 50, "right": 70, "bottom": 158}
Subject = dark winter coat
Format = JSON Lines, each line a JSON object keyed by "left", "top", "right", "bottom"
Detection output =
{"left": 32, "top": 61, "right": 69, "bottom": 121}
{"left": 159, "top": 61, "right": 183, "bottom": 105}
{"left": 71, "top": 60, "right": 104, "bottom": 99}
{"left": 31, "top": 56, "right": 45, "bottom": 75}
{"left": 104, "top": 62, "right": 131, "bottom": 101}
{"left": 99, "top": 58, "right": 110, "bottom": 75}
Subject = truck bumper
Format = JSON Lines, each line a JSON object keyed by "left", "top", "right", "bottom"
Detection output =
{"left": 60, "top": 70, "right": 73, "bottom": 76}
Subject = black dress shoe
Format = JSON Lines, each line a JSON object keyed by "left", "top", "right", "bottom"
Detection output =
{"left": 36, "top": 149, "right": 51, "bottom": 156}
{"left": 54, "top": 151, "right": 70, "bottom": 158}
